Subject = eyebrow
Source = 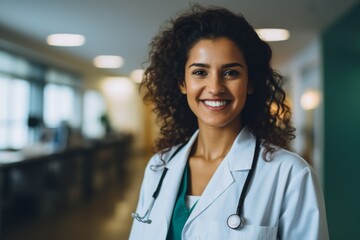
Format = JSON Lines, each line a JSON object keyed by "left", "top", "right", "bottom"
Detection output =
{"left": 188, "top": 62, "right": 245, "bottom": 69}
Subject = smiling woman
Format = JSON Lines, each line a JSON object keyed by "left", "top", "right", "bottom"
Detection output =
{"left": 130, "top": 4, "right": 329, "bottom": 240}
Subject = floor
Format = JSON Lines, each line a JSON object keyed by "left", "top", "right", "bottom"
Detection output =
{"left": 3, "top": 153, "right": 148, "bottom": 240}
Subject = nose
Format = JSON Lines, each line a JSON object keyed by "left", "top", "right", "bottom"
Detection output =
{"left": 207, "top": 74, "right": 225, "bottom": 95}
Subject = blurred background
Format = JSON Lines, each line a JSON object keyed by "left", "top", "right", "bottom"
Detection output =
{"left": 0, "top": 0, "right": 359, "bottom": 239}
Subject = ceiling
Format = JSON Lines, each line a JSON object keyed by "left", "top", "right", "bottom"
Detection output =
{"left": 0, "top": 0, "right": 358, "bottom": 78}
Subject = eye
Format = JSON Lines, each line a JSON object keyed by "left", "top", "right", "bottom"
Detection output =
{"left": 223, "top": 69, "right": 240, "bottom": 78}
{"left": 192, "top": 69, "right": 208, "bottom": 77}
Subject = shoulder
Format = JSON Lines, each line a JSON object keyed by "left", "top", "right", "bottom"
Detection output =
{"left": 272, "top": 148, "right": 309, "bottom": 170}
{"left": 259, "top": 146, "right": 314, "bottom": 182}
{"left": 255, "top": 146, "right": 323, "bottom": 205}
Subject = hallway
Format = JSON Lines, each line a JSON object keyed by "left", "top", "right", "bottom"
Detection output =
{"left": 4, "top": 153, "right": 148, "bottom": 240}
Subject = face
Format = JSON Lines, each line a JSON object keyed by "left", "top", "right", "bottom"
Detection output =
{"left": 180, "top": 37, "right": 251, "bottom": 130}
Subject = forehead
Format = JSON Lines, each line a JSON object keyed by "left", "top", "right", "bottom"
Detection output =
{"left": 186, "top": 37, "right": 245, "bottom": 64}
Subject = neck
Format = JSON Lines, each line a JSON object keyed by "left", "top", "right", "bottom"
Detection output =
{"left": 194, "top": 122, "right": 242, "bottom": 162}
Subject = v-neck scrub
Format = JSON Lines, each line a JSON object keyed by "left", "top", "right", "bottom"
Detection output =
{"left": 166, "top": 163, "right": 198, "bottom": 240}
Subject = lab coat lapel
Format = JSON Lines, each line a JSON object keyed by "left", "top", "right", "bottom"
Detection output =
{"left": 156, "top": 131, "right": 199, "bottom": 229}
{"left": 227, "top": 128, "right": 256, "bottom": 172}
{"left": 187, "top": 156, "right": 235, "bottom": 223}
{"left": 186, "top": 128, "right": 256, "bottom": 224}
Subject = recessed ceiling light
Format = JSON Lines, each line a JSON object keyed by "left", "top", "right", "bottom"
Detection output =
{"left": 47, "top": 34, "right": 85, "bottom": 46}
{"left": 93, "top": 55, "right": 124, "bottom": 68}
{"left": 130, "top": 69, "right": 144, "bottom": 83}
{"left": 255, "top": 28, "right": 290, "bottom": 42}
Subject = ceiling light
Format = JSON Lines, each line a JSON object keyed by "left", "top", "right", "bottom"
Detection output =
{"left": 255, "top": 28, "right": 290, "bottom": 42}
{"left": 47, "top": 34, "right": 85, "bottom": 47}
{"left": 130, "top": 69, "right": 144, "bottom": 83}
{"left": 93, "top": 55, "right": 124, "bottom": 68}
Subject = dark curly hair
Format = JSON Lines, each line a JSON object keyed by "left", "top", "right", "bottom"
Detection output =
{"left": 140, "top": 4, "right": 295, "bottom": 160}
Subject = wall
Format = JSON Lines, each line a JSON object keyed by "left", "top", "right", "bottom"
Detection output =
{"left": 279, "top": 38, "right": 324, "bottom": 183}
{"left": 100, "top": 77, "right": 146, "bottom": 151}
{"left": 322, "top": 3, "right": 360, "bottom": 238}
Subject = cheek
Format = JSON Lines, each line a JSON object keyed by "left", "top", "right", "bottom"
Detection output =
{"left": 186, "top": 90, "right": 199, "bottom": 105}
{"left": 230, "top": 82, "right": 248, "bottom": 95}
{"left": 185, "top": 84, "right": 202, "bottom": 111}
{"left": 184, "top": 81, "right": 202, "bottom": 96}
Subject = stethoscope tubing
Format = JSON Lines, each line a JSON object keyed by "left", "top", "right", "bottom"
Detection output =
{"left": 227, "top": 138, "right": 260, "bottom": 229}
{"left": 132, "top": 136, "right": 261, "bottom": 231}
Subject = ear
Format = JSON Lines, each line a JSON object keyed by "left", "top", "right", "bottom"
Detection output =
{"left": 179, "top": 81, "right": 187, "bottom": 94}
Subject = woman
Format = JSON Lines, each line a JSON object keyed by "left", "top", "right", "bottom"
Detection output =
{"left": 130, "top": 5, "right": 328, "bottom": 240}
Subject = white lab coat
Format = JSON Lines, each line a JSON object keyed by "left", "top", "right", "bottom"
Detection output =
{"left": 130, "top": 128, "right": 329, "bottom": 240}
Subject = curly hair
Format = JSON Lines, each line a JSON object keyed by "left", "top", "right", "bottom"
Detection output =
{"left": 140, "top": 4, "right": 295, "bottom": 160}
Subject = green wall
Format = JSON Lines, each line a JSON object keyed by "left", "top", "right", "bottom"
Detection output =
{"left": 323, "top": 3, "right": 360, "bottom": 239}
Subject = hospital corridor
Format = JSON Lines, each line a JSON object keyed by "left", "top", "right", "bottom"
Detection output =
{"left": 1, "top": 0, "right": 360, "bottom": 239}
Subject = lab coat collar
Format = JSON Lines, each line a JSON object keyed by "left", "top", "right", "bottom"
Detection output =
{"left": 227, "top": 127, "right": 257, "bottom": 172}
{"left": 165, "top": 129, "right": 199, "bottom": 170}
{"left": 166, "top": 127, "right": 256, "bottom": 171}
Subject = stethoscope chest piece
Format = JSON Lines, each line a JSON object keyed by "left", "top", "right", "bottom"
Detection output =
{"left": 227, "top": 214, "right": 244, "bottom": 229}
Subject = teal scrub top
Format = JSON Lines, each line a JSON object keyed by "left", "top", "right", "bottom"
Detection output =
{"left": 166, "top": 163, "right": 197, "bottom": 240}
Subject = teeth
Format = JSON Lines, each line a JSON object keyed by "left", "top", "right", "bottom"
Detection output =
{"left": 204, "top": 100, "right": 228, "bottom": 107}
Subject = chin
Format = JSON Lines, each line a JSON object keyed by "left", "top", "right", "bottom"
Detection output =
{"left": 198, "top": 118, "right": 240, "bottom": 129}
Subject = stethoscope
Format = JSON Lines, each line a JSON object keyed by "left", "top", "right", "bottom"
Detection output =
{"left": 132, "top": 137, "right": 261, "bottom": 230}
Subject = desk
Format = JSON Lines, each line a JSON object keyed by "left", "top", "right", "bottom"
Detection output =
{"left": 0, "top": 135, "right": 132, "bottom": 238}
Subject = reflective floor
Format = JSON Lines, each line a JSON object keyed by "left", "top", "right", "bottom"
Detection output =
{"left": 4, "top": 153, "right": 148, "bottom": 240}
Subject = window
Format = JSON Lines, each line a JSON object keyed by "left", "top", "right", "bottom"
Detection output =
{"left": 0, "top": 74, "right": 30, "bottom": 149}
{"left": 0, "top": 50, "right": 83, "bottom": 149}
{"left": 82, "top": 90, "right": 106, "bottom": 138}
{"left": 43, "top": 69, "right": 82, "bottom": 128}
{"left": 43, "top": 84, "right": 77, "bottom": 128}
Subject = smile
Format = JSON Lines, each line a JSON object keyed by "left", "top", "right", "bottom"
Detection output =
{"left": 203, "top": 100, "right": 229, "bottom": 107}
